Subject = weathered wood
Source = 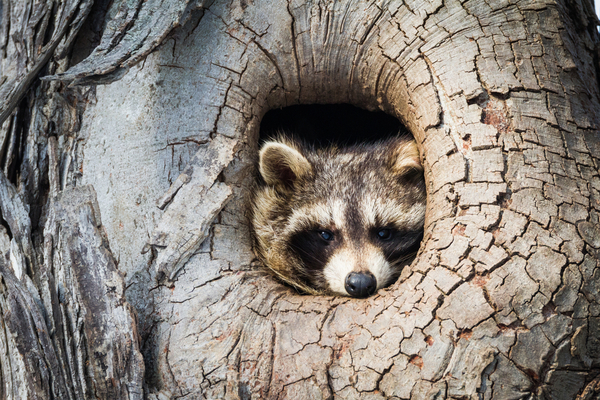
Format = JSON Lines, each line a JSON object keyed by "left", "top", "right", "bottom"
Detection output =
{"left": 148, "top": 135, "right": 238, "bottom": 282}
{"left": 45, "top": 0, "right": 206, "bottom": 84}
{"left": 0, "top": 169, "right": 144, "bottom": 398}
{"left": 1, "top": 0, "right": 600, "bottom": 398}
{"left": 1, "top": 2, "right": 146, "bottom": 395}
{"left": 0, "top": 0, "right": 93, "bottom": 126}
{"left": 44, "top": 186, "right": 145, "bottom": 399}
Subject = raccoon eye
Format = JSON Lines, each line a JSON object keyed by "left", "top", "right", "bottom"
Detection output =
{"left": 377, "top": 229, "right": 393, "bottom": 241}
{"left": 318, "top": 230, "right": 334, "bottom": 241}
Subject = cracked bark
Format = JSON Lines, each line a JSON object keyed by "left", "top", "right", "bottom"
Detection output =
{"left": 1, "top": 0, "right": 600, "bottom": 399}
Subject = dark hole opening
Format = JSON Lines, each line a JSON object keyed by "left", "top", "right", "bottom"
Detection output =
{"left": 254, "top": 104, "right": 425, "bottom": 298}
{"left": 260, "top": 104, "right": 407, "bottom": 146}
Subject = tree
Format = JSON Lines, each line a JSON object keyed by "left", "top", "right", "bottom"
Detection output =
{"left": 1, "top": 0, "right": 599, "bottom": 398}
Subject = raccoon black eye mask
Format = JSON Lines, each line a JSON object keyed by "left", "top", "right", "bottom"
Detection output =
{"left": 251, "top": 136, "right": 426, "bottom": 298}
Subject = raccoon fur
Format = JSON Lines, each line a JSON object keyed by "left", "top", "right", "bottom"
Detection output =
{"left": 251, "top": 135, "right": 426, "bottom": 298}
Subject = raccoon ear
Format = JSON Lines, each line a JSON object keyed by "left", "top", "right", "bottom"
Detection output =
{"left": 391, "top": 140, "right": 423, "bottom": 176}
{"left": 259, "top": 141, "right": 312, "bottom": 187}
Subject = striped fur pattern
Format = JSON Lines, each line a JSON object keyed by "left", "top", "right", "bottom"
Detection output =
{"left": 251, "top": 135, "right": 426, "bottom": 297}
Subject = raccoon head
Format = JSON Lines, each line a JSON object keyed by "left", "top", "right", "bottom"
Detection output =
{"left": 252, "top": 136, "right": 426, "bottom": 298}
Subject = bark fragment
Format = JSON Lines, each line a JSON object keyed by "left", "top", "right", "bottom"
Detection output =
{"left": 0, "top": 170, "right": 144, "bottom": 398}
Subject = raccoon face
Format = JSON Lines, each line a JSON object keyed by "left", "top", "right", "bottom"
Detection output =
{"left": 252, "top": 136, "right": 426, "bottom": 298}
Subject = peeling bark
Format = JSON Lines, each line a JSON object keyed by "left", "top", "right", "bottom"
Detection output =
{"left": 0, "top": 174, "right": 144, "bottom": 399}
{"left": 0, "top": 1, "right": 144, "bottom": 398}
{"left": 1, "top": 0, "right": 600, "bottom": 399}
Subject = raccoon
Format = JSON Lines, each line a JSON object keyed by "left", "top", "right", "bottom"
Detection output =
{"left": 251, "top": 135, "right": 426, "bottom": 298}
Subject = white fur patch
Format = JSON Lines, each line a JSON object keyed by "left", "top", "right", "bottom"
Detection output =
{"left": 285, "top": 199, "right": 347, "bottom": 234}
{"left": 367, "top": 250, "right": 394, "bottom": 290}
{"left": 331, "top": 199, "right": 346, "bottom": 230}
{"left": 323, "top": 245, "right": 393, "bottom": 296}
{"left": 323, "top": 250, "right": 356, "bottom": 295}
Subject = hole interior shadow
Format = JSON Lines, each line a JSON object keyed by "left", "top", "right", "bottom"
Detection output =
{"left": 259, "top": 104, "right": 407, "bottom": 146}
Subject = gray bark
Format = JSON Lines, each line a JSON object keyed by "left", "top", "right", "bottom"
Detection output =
{"left": 0, "top": 1, "right": 144, "bottom": 399}
{"left": 1, "top": 0, "right": 600, "bottom": 399}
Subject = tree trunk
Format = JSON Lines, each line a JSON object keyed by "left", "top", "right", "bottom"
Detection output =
{"left": 1, "top": 0, "right": 599, "bottom": 399}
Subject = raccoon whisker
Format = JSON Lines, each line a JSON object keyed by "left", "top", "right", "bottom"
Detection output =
{"left": 390, "top": 251, "right": 418, "bottom": 266}
{"left": 288, "top": 242, "right": 326, "bottom": 265}
{"left": 269, "top": 267, "right": 321, "bottom": 295}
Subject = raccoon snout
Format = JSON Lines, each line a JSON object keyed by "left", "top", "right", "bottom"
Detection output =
{"left": 345, "top": 272, "right": 377, "bottom": 298}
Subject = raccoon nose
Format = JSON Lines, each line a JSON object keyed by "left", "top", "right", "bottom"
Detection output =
{"left": 345, "top": 272, "right": 377, "bottom": 298}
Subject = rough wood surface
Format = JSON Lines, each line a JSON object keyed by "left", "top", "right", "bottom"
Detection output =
{"left": 0, "top": 174, "right": 144, "bottom": 399}
{"left": 0, "top": 1, "right": 145, "bottom": 398}
{"left": 0, "top": 0, "right": 93, "bottom": 126}
{"left": 42, "top": 185, "right": 145, "bottom": 399}
{"left": 45, "top": 0, "right": 205, "bottom": 84}
{"left": 1, "top": 0, "right": 600, "bottom": 398}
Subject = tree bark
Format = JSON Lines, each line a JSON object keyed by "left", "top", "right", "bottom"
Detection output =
{"left": 0, "top": 1, "right": 144, "bottom": 399}
{"left": 1, "top": 0, "right": 600, "bottom": 399}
